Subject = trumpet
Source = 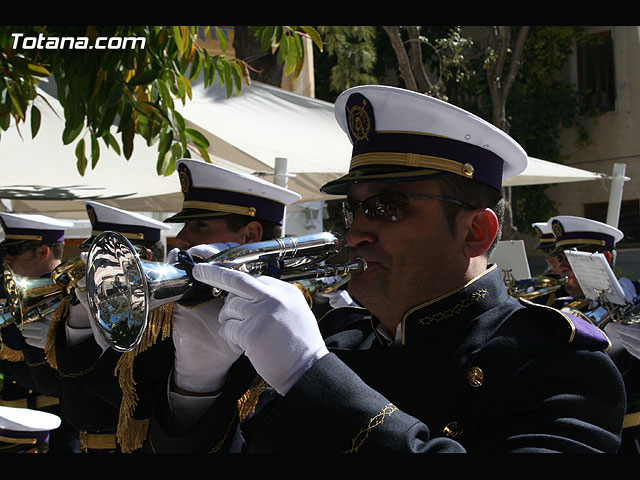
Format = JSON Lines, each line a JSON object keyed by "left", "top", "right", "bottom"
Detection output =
{"left": 505, "top": 272, "right": 567, "bottom": 301}
{"left": 85, "top": 231, "right": 367, "bottom": 352}
{"left": 0, "top": 257, "right": 85, "bottom": 332}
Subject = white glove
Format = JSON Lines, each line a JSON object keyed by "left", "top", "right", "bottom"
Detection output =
{"left": 22, "top": 316, "right": 52, "bottom": 349}
{"left": 192, "top": 264, "right": 329, "bottom": 396}
{"left": 172, "top": 299, "right": 243, "bottom": 394}
{"left": 171, "top": 242, "right": 242, "bottom": 394}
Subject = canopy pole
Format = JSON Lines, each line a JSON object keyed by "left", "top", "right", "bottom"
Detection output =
{"left": 274, "top": 157, "right": 289, "bottom": 236}
{"left": 606, "top": 163, "right": 628, "bottom": 228}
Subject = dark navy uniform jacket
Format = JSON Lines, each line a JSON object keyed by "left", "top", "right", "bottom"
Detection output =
{"left": 53, "top": 311, "right": 123, "bottom": 434}
{"left": 148, "top": 265, "right": 626, "bottom": 453}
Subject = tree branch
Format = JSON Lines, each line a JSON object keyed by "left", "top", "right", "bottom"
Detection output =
{"left": 382, "top": 26, "right": 418, "bottom": 91}
{"left": 502, "top": 26, "right": 530, "bottom": 100}
{"left": 406, "top": 26, "right": 432, "bottom": 93}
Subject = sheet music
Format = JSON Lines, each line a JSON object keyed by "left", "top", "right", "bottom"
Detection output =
{"left": 489, "top": 240, "right": 531, "bottom": 281}
{"left": 564, "top": 250, "right": 627, "bottom": 305}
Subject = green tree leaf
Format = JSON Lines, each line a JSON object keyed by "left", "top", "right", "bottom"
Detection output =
{"left": 75, "top": 138, "right": 87, "bottom": 175}
{"left": 30, "top": 105, "right": 41, "bottom": 138}
{"left": 185, "top": 127, "right": 209, "bottom": 149}
{"left": 90, "top": 131, "right": 100, "bottom": 169}
{"left": 121, "top": 119, "right": 135, "bottom": 160}
{"left": 300, "top": 26, "right": 323, "bottom": 51}
{"left": 215, "top": 26, "right": 227, "bottom": 52}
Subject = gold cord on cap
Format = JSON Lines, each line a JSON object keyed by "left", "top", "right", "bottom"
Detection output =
{"left": 350, "top": 152, "right": 475, "bottom": 179}
{"left": 182, "top": 201, "right": 257, "bottom": 217}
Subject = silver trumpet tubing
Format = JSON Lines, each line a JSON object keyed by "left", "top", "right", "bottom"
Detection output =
{"left": 85, "top": 231, "right": 367, "bottom": 352}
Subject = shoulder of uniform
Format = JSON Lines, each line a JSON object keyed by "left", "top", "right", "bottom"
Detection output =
{"left": 317, "top": 305, "right": 370, "bottom": 337}
{"left": 517, "top": 298, "right": 612, "bottom": 352}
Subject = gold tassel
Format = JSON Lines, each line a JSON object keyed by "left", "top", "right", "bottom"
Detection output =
{"left": 115, "top": 302, "right": 174, "bottom": 453}
{"left": 116, "top": 417, "right": 150, "bottom": 453}
{"left": 237, "top": 376, "right": 270, "bottom": 421}
{"left": 0, "top": 343, "right": 24, "bottom": 362}
{"left": 44, "top": 297, "right": 70, "bottom": 370}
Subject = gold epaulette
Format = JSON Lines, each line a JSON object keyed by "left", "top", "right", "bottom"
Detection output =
{"left": 115, "top": 302, "right": 174, "bottom": 453}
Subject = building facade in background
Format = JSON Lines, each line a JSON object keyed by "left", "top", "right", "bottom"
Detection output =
{"left": 545, "top": 26, "right": 640, "bottom": 277}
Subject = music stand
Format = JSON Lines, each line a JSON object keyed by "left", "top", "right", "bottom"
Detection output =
{"left": 489, "top": 240, "right": 532, "bottom": 281}
{"left": 563, "top": 250, "right": 627, "bottom": 306}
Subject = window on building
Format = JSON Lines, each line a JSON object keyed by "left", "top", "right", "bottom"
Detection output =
{"left": 584, "top": 199, "right": 640, "bottom": 247}
{"left": 577, "top": 30, "right": 616, "bottom": 115}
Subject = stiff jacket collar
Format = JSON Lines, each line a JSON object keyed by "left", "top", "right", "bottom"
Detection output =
{"left": 370, "top": 264, "right": 511, "bottom": 347}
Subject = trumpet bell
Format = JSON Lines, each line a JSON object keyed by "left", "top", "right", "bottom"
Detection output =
{"left": 85, "top": 231, "right": 188, "bottom": 352}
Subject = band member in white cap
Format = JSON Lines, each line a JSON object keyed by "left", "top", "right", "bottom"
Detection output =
{"left": 0, "top": 212, "right": 79, "bottom": 452}
{"left": 547, "top": 215, "right": 626, "bottom": 301}
{"left": 164, "top": 158, "right": 301, "bottom": 248}
{"left": 148, "top": 86, "right": 625, "bottom": 453}
{"left": 101, "top": 159, "right": 301, "bottom": 452}
{"left": 0, "top": 213, "right": 72, "bottom": 277}
{"left": 546, "top": 215, "right": 640, "bottom": 453}
{"left": 47, "top": 201, "right": 171, "bottom": 453}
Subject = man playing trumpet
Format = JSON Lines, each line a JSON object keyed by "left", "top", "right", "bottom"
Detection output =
{"left": 147, "top": 86, "right": 626, "bottom": 453}
{"left": 0, "top": 212, "right": 78, "bottom": 452}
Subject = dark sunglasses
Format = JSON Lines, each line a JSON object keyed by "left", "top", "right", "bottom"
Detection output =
{"left": 341, "top": 191, "right": 477, "bottom": 228}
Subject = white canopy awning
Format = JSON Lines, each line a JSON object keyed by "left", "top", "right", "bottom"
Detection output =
{"left": 0, "top": 79, "right": 351, "bottom": 218}
{"left": 173, "top": 76, "right": 352, "bottom": 202}
{"left": 503, "top": 156, "right": 605, "bottom": 186}
{"left": 0, "top": 78, "right": 608, "bottom": 220}
{"left": 0, "top": 86, "right": 182, "bottom": 217}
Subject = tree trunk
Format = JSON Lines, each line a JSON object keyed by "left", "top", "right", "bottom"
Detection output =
{"left": 232, "top": 26, "right": 283, "bottom": 88}
{"left": 382, "top": 26, "right": 418, "bottom": 91}
{"left": 406, "top": 27, "right": 432, "bottom": 93}
{"left": 485, "top": 26, "right": 530, "bottom": 240}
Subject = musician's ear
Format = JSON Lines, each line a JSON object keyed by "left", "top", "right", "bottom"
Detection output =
{"left": 242, "top": 220, "right": 264, "bottom": 244}
{"left": 461, "top": 208, "right": 499, "bottom": 259}
{"left": 34, "top": 244, "right": 51, "bottom": 262}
